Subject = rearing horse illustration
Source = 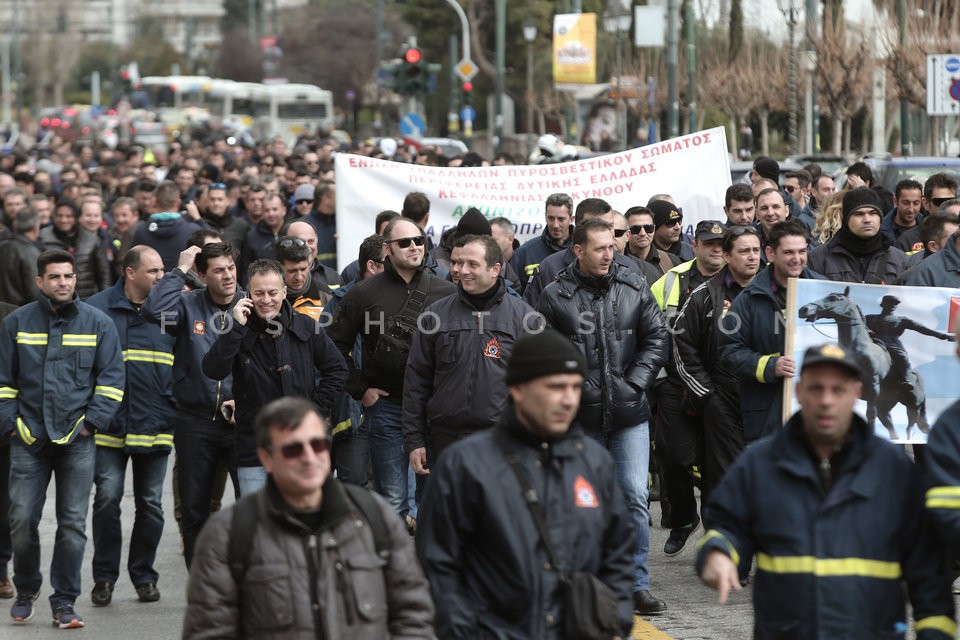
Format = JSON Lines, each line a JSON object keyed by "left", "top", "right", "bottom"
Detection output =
{"left": 797, "top": 287, "right": 928, "bottom": 439}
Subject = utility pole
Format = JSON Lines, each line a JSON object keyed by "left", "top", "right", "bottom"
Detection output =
{"left": 667, "top": 0, "right": 679, "bottom": 139}
{"left": 898, "top": 0, "right": 910, "bottom": 157}
{"left": 686, "top": 0, "right": 696, "bottom": 134}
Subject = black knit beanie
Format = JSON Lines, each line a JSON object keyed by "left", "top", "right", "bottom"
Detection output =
{"left": 753, "top": 156, "right": 780, "bottom": 183}
{"left": 457, "top": 207, "right": 492, "bottom": 237}
{"left": 506, "top": 329, "right": 586, "bottom": 386}
{"left": 836, "top": 187, "right": 886, "bottom": 255}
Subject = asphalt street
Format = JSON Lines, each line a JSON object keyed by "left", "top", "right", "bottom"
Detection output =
{"left": 14, "top": 458, "right": 757, "bottom": 638}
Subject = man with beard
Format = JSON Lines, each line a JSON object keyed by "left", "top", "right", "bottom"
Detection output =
{"left": 623, "top": 206, "right": 681, "bottom": 279}
{"left": 807, "top": 188, "right": 908, "bottom": 284}
{"left": 404, "top": 235, "right": 540, "bottom": 472}
{"left": 328, "top": 218, "right": 456, "bottom": 516}
{"left": 648, "top": 199, "right": 694, "bottom": 261}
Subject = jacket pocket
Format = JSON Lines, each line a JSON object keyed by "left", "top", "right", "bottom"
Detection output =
{"left": 75, "top": 349, "right": 95, "bottom": 387}
{"left": 344, "top": 554, "right": 388, "bottom": 623}
{"left": 243, "top": 567, "right": 295, "bottom": 631}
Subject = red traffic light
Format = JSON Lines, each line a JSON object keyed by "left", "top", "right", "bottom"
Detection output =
{"left": 462, "top": 81, "right": 473, "bottom": 92}
{"left": 404, "top": 48, "right": 422, "bottom": 64}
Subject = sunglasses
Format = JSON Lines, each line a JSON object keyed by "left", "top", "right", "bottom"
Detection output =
{"left": 614, "top": 228, "right": 627, "bottom": 238}
{"left": 296, "top": 199, "right": 314, "bottom": 205}
{"left": 277, "top": 237, "right": 307, "bottom": 249}
{"left": 929, "top": 196, "right": 954, "bottom": 207}
{"left": 267, "top": 436, "right": 332, "bottom": 459}
{"left": 209, "top": 182, "right": 227, "bottom": 191}
{"left": 388, "top": 235, "right": 426, "bottom": 248}
{"left": 664, "top": 218, "right": 683, "bottom": 227}
{"left": 725, "top": 225, "right": 760, "bottom": 237}
{"left": 783, "top": 185, "right": 798, "bottom": 193}
{"left": 629, "top": 223, "right": 655, "bottom": 234}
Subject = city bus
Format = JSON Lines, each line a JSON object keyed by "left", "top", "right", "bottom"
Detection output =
{"left": 251, "top": 83, "right": 335, "bottom": 143}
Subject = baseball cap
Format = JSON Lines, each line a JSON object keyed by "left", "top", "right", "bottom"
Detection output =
{"left": 800, "top": 343, "right": 861, "bottom": 378}
{"left": 695, "top": 220, "right": 725, "bottom": 241}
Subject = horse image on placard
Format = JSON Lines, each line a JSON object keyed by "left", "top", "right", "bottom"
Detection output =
{"left": 797, "top": 287, "right": 929, "bottom": 439}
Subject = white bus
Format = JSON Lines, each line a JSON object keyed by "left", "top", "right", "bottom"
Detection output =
{"left": 250, "top": 83, "right": 335, "bottom": 144}
{"left": 206, "top": 79, "right": 260, "bottom": 132}
{"left": 137, "top": 76, "right": 212, "bottom": 111}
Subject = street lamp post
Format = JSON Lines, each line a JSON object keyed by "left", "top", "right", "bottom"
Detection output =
{"left": 603, "top": 2, "right": 632, "bottom": 151}
{"left": 777, "top": 0, "right": 802, "bottom": 156}
{"left": 523, "top": 18, "right": 537, "bottom": 135}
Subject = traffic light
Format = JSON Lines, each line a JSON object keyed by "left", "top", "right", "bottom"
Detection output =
{"left": 462, "top": 81, "right": 472, "bottom": 105}
{"left": 400, "top": 47, "right": 427, "bottom": 95}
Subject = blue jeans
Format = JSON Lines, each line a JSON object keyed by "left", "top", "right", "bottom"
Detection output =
{"left": 9, "top": 434, "right": 96, "bottom": 609}
{"left": 91, "top": 448, "right": 168, "bottom": 586}
{"left": 585, "top": 423, "right": 651, "bottom": 592}
{"left": 237, "top": 465, "right": 267, "bottom": 496}
{"left": 364, "top": 398, "right": 408, "bottom": 517}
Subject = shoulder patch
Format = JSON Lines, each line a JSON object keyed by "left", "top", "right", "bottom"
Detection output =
{"left": 574, "top": 475, "right": 599, "bottom": 509}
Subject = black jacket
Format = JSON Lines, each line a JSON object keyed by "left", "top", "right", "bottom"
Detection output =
{"left": 202, "top": 302, "right": 348, "bottom": 466}
{"left": 402, "top": 279, "right": 540, "bottom": 453}
{"left": 523, "top": 247, "right": 646, "bottom": 309}
{"left": 416, "top": 412, "right": 636, "bottom": 639}
{"left": 40, "top": 226, "right": 112, "bottom": 299}
{"left": 671, "top": 267, "right": 747, "bottom": 408}
{"left": 537, "top": 263, "right": 668, "bottom": 429}
{"left": 807, "top": 237, "right": 909, "bottom": 284}
{"left": 0, "top": 233, "right": 40, "bottom": 306}
{"left": 202, "top": 211, "right": 249, "bottom": 252}
{"left": 327, "top": 260, "right": 457, "bottom": 401}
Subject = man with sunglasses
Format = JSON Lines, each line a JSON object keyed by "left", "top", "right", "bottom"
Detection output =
{"left": 670, "top": 225, "right": 761, "bottom": 505}
{"left": 648, "top": 199, "right": 695, "bottom": 261}
{"left": 623, "top": 206, "right": 681, "bottom": 280}
{"left": 328, "top": 218, "right": 456, "bottom": 518}
{"left": 184, "top": 397, "right": 435, "bottom": 639}
{"left": 897, "top": 173, "right": 960, "bottom": 253}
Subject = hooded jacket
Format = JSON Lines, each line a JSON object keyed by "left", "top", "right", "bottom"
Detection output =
{"left": 537, "top": 263, "right": 668, "bottom": 429}
{"left": 0, "top": 292, "right": 125, "bottom": 453}
{"left": 129, "top": 213, "right": 204, "bottom": 272}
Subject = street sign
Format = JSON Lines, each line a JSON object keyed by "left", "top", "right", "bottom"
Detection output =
{"left": 455, "top": 58, "right": 478, "bottom": 82}
{"left": 399, "top": 112, "right": 426, "bottom": 139}
{"left": 460, "top": 106, "right": 476, "bottom": 122}
{"left": 926, "top": 54, "right": 960, "bottom": 115}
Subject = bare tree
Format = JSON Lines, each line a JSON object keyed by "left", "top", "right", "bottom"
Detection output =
{"left": 813, "top": 12, "right": 873, "bottom": 155}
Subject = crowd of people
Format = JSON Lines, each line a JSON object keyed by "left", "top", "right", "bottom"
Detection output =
{"left": 1, "top": 131, "right": 960, "bottom": 638}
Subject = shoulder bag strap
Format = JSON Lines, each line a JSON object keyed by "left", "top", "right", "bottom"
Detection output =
{"left": 492, "top": 428, "right": 566, "bottom": 578}
{"left": 394, "top": 272, "right": 432, "bottom": 325}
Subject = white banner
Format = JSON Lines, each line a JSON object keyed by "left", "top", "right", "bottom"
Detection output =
{"left": 334, "top": 127, "right": 731, "bottom": 271}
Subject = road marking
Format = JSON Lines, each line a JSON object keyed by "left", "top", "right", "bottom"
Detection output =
{"left": 632, "top": 615, "right": 674, "bottom": 639}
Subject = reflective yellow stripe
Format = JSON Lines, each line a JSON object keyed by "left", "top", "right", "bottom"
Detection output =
{"left": 316, "top": 252, "right": 337, "bottom": 261}
{"left": 0, "top": 386, "right": 18, "bottom": 399}
{"left": 16, "top": 416, "right": 36, "bottom": 445}
{"left": 95, "top": 386, "right": 125, "bottom": 402}
{"left": 123, "top": 349, "right": 175, "bottom": 366}
{"left": 755, "top": 353, "right": 779, "bottom": 383}
{"left": 695, "top": 529, "right": 741, "bottom": 567}
{"left": 330, "top": 417, "right": 352, "bottom": 437}
{"left": 126, "top": 433, "right": 174, "bottom": 448}
{"left": 62, "top": 333, "right": 98, "bottom": 347}
{"left": 926, "top": 486, "right": 960, "bottom": 509}
{"left": 915, "top": 615, "right": 957, "bottom": 637}
{"left": 756, "top": 553, "right": 901, "bottom": 579}
{"left": 95, "top": 433, "right": 125, "bottom": 448}
{"left": 51, "top": 414, "right": 86, "bottom": 444}
{"left": 691, "top": 465, "right": 701, "bottom": 480}
{"left": 523, "top": 263, "right": 540, "bottom": 276}
{"left": 16, "top": 332, "right": 48, "bottom": 345}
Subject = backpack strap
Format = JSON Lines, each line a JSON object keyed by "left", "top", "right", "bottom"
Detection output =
{"left": 343, "top": 482, "right": 392, "bottom": 559}
{"left": 228, "top": 493, "right": 261, "bottom": 587}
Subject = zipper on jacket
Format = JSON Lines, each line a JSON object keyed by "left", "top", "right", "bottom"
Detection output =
{"left": 212, "top": 310, "right": 227, "bottom": 420}
{"left": 818, "top": 457, "right": 832, "bottom": 494}
{"left": 304, "top": 534, "right": 327, "bottom": 639}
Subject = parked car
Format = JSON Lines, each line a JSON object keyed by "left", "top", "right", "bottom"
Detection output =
{"left": 835, "top": 154, "right": 960, "bottom": 194}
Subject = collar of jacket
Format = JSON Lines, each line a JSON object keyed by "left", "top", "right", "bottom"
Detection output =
{"left": 558, "top": 262, "right": 639, "bottom": 296}
{"left": 37, "top": 291, "right": 79, "bottom": 319}
{"left": 106, "top": 277, "right": 140, "bottom": 312}
{"left": 264, "top": 474, "right": 353, "bottom": 533}
{"left": 940, "top": 233, "right": 960, "bottom": 271}
{"left": 772, "top": 410, "right": 873, "bottom": 497}
{"left": 500, "top": 403, "right": 581, "bottom": 459}
{"left": 456, "top": 277, "right": 506, "bottom": 310}
{"left": 245, "top": 300, "right": 295, "bottom": 336}
{"left": 543, "top": 227, "right": 572, "bottom": 253}
{"left": 382, "top": 256, "right": 425, "bottom": 283}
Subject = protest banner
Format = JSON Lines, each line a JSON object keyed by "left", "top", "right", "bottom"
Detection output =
{"left": 785, "top": 278, "right": 960, "bottom": 443}
{"left": 334, "top": 127, "right": 731, "bottom": 271}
